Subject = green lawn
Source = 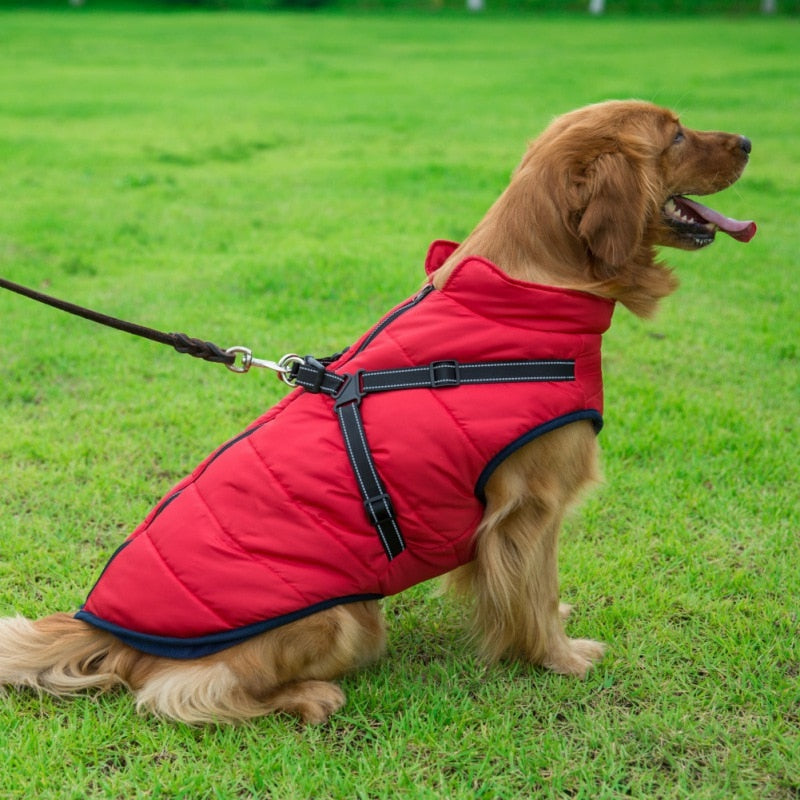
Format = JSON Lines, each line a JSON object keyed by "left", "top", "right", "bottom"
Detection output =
{"left": 0, "top": 9, "right": 798, "bottom": 799}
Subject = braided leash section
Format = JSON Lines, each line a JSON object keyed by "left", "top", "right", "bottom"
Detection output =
{"left": 0, "top": 275, "right": 241, "bottom": 367}
{"left": 0, "top": 275, "right": 322, "bottom": 376}
{"left": 170, "top": 333, "right": 235, "bottom": 365}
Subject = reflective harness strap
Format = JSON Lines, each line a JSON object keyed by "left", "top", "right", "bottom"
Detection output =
{"left": 290, "top": 356, "right": 576, "bottom": 560}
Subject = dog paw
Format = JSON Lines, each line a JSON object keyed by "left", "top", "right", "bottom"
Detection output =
{"left": 302, "top": 682, "right": 346, "bottom": 725}
{"left": 544, "top": 638, "right": 606, "bottom": 679}
{"left": 558, "top": 603, "right": 574, "bottom": 620}
{"left": 270, "top": 680, "right": 346, "bottom": 725}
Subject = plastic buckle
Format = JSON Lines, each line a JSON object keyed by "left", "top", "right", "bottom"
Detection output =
{"left": 364, "top": 492, "right": 395, "bottom": 525}
{"left": 429, "top": 360, "right": 461, "bottom": 388}
{"left": 333, "top": 371, "right": 365, "bottom": 409}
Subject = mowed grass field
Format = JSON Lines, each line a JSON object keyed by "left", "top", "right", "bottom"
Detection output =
{"left": 0, "top": 9, "right": 798, "bottom": 799}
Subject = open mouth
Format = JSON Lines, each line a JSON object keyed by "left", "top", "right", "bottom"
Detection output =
{"left": 663, "top": 196, "right": 757, "bottom": 248}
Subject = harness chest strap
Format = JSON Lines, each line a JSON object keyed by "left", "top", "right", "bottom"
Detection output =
{"left": 290, "top": 356, "right": 577, "bottom": 560}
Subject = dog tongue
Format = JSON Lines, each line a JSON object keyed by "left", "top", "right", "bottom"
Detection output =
{"left": 676, "top": 196, "right": 757, "bottom": 242}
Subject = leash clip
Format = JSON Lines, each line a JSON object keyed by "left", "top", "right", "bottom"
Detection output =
{"left": 225, "top": 347, "right": 304, "bottom": 386}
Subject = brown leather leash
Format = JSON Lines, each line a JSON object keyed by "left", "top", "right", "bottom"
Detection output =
{"left": 0, "top": 276, "right": 301, "bottom": 380}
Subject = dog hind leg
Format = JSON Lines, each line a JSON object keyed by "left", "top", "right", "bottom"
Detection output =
{"left": 132, "top": 601, "right": 387, "bottom": 724}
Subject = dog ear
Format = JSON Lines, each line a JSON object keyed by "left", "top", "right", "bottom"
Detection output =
{"left": 577, "top": 151, "right": 652, "bottom": 267}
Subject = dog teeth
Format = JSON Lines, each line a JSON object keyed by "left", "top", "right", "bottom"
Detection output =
{"left": 665, "top": 198, "right": 694, "bottom": 223}
{"left": 665, "top": 198, "right": 715, "bottom": 231}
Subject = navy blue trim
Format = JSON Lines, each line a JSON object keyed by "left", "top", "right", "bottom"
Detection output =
{"left": 149, "top": 424, "right": 263, "bottom": 524}
{"left": 74, "top": 593, "right": 383, "bottom": 659}
{"left": 347, "top": 284, "right": 434, "bottom": 361}
{"left": 79, "top": 540, "right": 132, "bottom": 604}
{"left": 474, "top": 410, "right": 603, "bottom": 504}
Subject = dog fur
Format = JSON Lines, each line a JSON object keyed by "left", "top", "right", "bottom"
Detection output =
{"left": 0, "top": 100, "right": 752, "bottom": 724}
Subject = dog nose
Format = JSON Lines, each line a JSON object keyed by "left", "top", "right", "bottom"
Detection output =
{"left": 739, "top": 136, "right": 752, "bottom": 155}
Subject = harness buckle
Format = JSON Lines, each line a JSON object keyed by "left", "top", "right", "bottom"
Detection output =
{"left": 429, "top": 360, "right": 461, "bottom": 388}
{"left": 333, "top": 370, "right": 365, "bottom": 409}
{"left": 363, "top": 492, "right": 395, "bottom": 526}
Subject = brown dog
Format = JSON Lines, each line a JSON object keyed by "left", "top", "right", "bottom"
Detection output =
{"left": 0, "top": 101, "right": 754, "bottom": 724}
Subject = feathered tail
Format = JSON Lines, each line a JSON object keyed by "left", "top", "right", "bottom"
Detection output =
{"left": 0, "top": 613, "right": 124, "bottom": 695}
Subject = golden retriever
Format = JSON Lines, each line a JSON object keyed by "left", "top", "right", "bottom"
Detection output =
{"left": 0, "top": 100, "right": 754, "bottom": 724}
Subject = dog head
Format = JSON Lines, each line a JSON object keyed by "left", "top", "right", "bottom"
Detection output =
{"left": 558, "top": 100, "right": 755, "bottom": 264}
{"left": 453, "top": 100, "right": 755, "bottom": 317}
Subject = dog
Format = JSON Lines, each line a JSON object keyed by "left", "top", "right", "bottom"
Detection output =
{"left": 0, "top": 100, "right": 754, "bottom": 724}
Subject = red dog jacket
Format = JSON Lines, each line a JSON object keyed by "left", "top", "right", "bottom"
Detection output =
{"left": 76, "top": 241, "right": 614, "bottom": 657}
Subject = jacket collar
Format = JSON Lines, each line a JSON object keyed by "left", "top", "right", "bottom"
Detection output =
{"left": 424, "top": 240, "right": 615, "bottom": 336}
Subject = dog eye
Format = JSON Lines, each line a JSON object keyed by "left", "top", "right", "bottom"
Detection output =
{"left": 673, "top": 128, "right": 685, "bottom": 145}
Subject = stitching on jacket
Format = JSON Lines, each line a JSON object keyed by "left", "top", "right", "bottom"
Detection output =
{"left": 143, "top": 532, "right": 232, "bottom": 627}
{"left": 249, "top": 426, "right": 369, "bottom": 569}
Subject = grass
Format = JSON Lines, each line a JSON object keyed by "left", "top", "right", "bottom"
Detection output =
{"left": 0, "top": 8, "right": 798, "bottom": 799}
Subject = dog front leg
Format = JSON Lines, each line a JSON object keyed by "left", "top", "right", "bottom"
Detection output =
{"left": 449, "top": 423, "right": 605, "bottom": 676}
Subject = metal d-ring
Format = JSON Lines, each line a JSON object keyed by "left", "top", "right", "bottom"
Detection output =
{"left": 275, "top": 353, "right": 304, "bottom": 386}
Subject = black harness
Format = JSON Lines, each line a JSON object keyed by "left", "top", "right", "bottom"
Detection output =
{"left": 288, "top": 354, "right": 578, "bottom": 560}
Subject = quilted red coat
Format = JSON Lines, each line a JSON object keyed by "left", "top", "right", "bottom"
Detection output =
{"left": 76, "top": 241, "right": 614, "bottom": 657}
